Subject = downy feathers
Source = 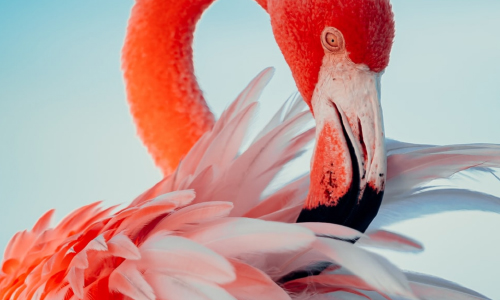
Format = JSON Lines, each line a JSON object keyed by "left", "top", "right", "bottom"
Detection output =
{"left": 0, "top": 69, "right": 497, "bottom": 300}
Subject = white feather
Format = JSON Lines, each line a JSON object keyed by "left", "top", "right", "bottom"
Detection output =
{"left": 405, "top": 272, "right": 490, "bottom": 300}
{"left": 145, "top": 273, "right": 237, "bottom": 300}
{"left": 314, "top": 238, "right": 415, "bottom": 299}
{"left": 184, "top": 218, "right": 315, "bottom": 257}
{"left": 139, "top": 235, "right": 236, "bottom": 285}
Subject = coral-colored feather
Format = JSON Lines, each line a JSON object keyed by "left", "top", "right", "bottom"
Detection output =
{"left": 1, "top": 71, "right": 496, "bottom": 299}
{"left": 2, "top": 0, "right": 499, "bottom": 298}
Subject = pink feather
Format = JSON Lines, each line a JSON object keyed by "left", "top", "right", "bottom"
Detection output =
{"left": 108, "top": 262, "right": 155, "bottom": 300}
{"left": 222, "top": 259, "right": 291, "bottom": 300}
{"left": 0, "top": 69, "right": 497, "bottom": 300}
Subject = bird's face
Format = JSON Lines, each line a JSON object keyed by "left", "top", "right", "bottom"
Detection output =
{"left": 257, "top": 0, "right": 395, "bottom": 232}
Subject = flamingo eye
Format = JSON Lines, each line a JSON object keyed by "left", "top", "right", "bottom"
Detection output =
{"left": 326, "top": 33, "right": 338, "bottom": 46}
{"left": 321, "top": 27, "right": 344, "bottom": 53}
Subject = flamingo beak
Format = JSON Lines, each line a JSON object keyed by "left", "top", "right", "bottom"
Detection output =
{"left": 297, "top": 62, "right": 386, "bottom": 233}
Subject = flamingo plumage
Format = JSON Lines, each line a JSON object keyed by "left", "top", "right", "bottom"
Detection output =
{"left": 0, "top": 0, "right": 500, "bottom": 295}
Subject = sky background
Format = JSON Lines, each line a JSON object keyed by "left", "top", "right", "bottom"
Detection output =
{"left": 1, "top": 0, "right": 500, "bottom": 298}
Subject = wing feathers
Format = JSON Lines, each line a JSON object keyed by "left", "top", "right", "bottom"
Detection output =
{"left": 139, "top": 235, "right": 235, "bottom": 284}
{"left": 313, "top": 239, "right": 415, "bottom": 299}
{"left": 108, "top": 262, "right": 155, "bottom": 300}
{"left": 185, "top": 218, "right": 315, "bottom": 257}
{"left": 358, "top": 230, "right": 423, "bottom": 253}
{"left": 223, "top": 259, "right": 291, "bottom": 300}
{"left": 406, "top": 272, "right": 490, "bottom": 300}
{"left": 3, "top": 70, "right": 497, "bottom": 300}
{"left": 145, "top": 273, "right": 236, "bottom": 300}
{"left": 107, "top": 233, "right": 141, "bottom": 260}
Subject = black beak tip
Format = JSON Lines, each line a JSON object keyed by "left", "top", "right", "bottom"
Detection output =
{"left": 297, "top": 186, "right": 384, "bottom": 233}
{"left": 297, "top": 101, "right": 385, "bottom": 233}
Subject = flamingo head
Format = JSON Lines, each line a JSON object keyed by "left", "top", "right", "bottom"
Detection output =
{"left": 257, "top": 0, "right": 395, "bottom": 232}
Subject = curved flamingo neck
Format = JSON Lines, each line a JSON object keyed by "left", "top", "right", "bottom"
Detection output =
{"left": 123, "top": 0, "right": 216, "bottom": 175}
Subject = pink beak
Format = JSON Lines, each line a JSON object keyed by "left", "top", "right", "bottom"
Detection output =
{"left": 297, "top": 60, "right": 386, "bottom": 233}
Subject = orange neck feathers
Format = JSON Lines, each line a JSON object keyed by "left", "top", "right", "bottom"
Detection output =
{"left": 123, "top": 0, "right": 395, "bottom": 176}
{"left": 123, "top": 0, "right": 216, "bottom": 175}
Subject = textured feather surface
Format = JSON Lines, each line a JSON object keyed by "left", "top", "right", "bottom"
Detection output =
{"left": 109, "top": 262, "right": 155, "bottom": 300}
{"left": 107, "top": 233, "right": 141, "bottom": 260}
{"left": 145, "top": 273, "right": 237, "bottom": 300}
{"left": 138, "top": 234, "right": 235, "bottom": 284}
{"left": 386, "top": 139, "right": 500, "bottom": 199}
{"left": 222, "top": 259, "right": 291, "bottom": 300}
{"left": 371, "top": 188, "right": 500, "bottom": 230}
{"left": 370, "top": 140, "right": 500, "bottom": 230}
{"left": 357, "top": 230, "right": 423, "bottom": 253}
{"left": 284, "top": 274, "right": 388, "bottom": 298}
{"left": 298, "top": 222, "right": 363, "bottom": 241}
{"left": 1, "top": 70, "right": 498, "bottom": 300}
{"left": 405, "top": 272, "right": 490, "bottom": 300}
{"left": 184, "top": 218, "right": 315, "bottom": 257}
{"left": 0, "top": 69, "right": 322, "bottom": 300}
{"left": 313, "top": 239, "right": 415, "bottom": 299}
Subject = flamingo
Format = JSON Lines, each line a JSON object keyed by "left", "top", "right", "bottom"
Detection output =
{"left": 1, "top": 0, "right": 500, "bottom": 299}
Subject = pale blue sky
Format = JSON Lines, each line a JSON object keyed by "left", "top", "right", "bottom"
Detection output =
{"left": 1, "top": 0, "right": 499, "bottom": 298}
